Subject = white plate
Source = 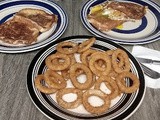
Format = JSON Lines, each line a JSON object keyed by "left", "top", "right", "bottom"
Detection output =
{"left": 0, "top": 0, "right": 68, "bottom": 53}
{"left": 80, "top": 0, "right": 160, "bottom": 44}
{"left": 27, "top": 35, "right": 146, "bottom": 120}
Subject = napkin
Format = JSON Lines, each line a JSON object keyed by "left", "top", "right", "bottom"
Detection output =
{"left": 132, "top": 46, "right": 160, "bottom": 89}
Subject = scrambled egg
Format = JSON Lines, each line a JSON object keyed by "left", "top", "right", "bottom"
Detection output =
{"left": 90, "top": 4, "right": 135, "bottom": 22}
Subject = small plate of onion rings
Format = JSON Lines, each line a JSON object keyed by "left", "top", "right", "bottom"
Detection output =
{"left": 27, "top": 35, "right": 146, "bottom": 120}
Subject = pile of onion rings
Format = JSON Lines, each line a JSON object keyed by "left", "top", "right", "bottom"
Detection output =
{"left": 34, "top": 37, "right": 140, "bottom": 115}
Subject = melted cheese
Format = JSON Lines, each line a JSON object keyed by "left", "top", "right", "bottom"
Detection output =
{"left": 102, "top": 8, "right": 126, "bottom": 20}
{"left": 102, "top": 8, "right": 135, "bottom": 21}
{"left": 90, "top": 5, "right": 103, "bottom": 14}
{"left": 89, "top": 4, "right": 136, "bottom": 21}
{"left": 116, "top": 24, "right": 123, "bottom": 29}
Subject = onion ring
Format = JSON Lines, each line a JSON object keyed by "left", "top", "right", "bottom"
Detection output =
{"left": 44, "top": 70, "right": 67, "bottom": 89}
{"left": 80, "top": 49, "right": 108, "bottom": 71}
{"left": 104, "top": 71, "right": 124, "bottom": 96}
{"left": 116, "top": 72, "right": 140, "bottom": 93}
{"left": 108, "top": 69, "right": 119, "bottom": 80}
{"left": 49, "top": 52, "right": 68, "bottom": 65}
{"left": 112, "top": 48, "right": 130, "bottom": 73}
{"left": 80, "top": 49, "right": 97, "bottom": 66}
{"left": 95, "top": 50, "right": 124, "bottom": 71}
{"left": 78, "top": 37, "right": 95, "bottom": 53}
{"left": 61, "top": 54, "right": 76, "bottom": 80}
{"left": 34, "top": 75, "right": 57, "bottom": 94}
{"left": 94, "top": 76, "right": 119, "bottom": 99}
{"left": 94, "top": 59, "right": 106, "bottom": 71}
{"left": 70, "top": 63, "right": 93, "bottom": 90}
{"left": 89, "top": 52, "right": 111, "bottom": 76}
{"left": 45, "top": 53, "right": 70, "bottom": 71}
{"left": 106, "top": 49, "right": 124, "bottom": 67}
{"left": 56, "top": 41, "right": 78, "bottom": 54}
{"left": 82, "top": 89, "right": 111, "bottom": 114}
{"left": 56, "top": 88, "right": 83, "bottom": 109}
{"left": 61, "top": 67, "right": 84, "bottom": 80}
{"left": 61, "top": 69, "right": 70, "bottom": 80}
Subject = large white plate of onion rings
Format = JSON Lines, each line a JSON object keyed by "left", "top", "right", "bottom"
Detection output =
{"left": 27, "top": 35, "right": 146, "bottom": 120}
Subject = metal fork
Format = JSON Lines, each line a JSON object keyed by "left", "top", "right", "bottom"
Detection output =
{"left": 140, "top": 63, "right": 160, "bottom": 79}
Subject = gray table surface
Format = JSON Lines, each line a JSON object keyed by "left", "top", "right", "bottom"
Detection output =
{"left": 0, "top": 0, "right": 160, "bottom": 120}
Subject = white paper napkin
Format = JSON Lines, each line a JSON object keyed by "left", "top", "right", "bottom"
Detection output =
{"left": 132, "top": 46, "right": 160, "bottom": 89}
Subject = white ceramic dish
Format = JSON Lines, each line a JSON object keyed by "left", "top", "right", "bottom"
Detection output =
{"left": 81, "top": 0, "right": 160, "bottom": 44}
{"left": 27, "top": 35, "right": 146, "bottom": 120}
{"left": 0, "top": 0, "right": 68, "bottom": 53}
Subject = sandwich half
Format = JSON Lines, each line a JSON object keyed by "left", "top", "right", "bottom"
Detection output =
{"left": 16, "top": 8, "right": 58, "bottom": 32}
{"left": 0, "top": 15, "right": 39, "bottom": 45}
{"left": 87, "top": 1, "right": 147, "bottom": 31}
{"left": 0, "top": 8, "right": 58, "bottom": 45}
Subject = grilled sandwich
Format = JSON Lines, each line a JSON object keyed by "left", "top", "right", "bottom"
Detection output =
{"left": 16, "top": 8, "right": 58, "bottom": 32}
{"left": 0, "top": 8, "right": 58, "bottom": 45}
{"left": 0, "top": 15, "right": 39, "bottom": 45}
{"left": 88, "top": 1, "right": 147, "bottom": 31}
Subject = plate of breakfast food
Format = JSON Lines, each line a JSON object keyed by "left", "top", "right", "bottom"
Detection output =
{"left": 27, "top": 35, "right": 146, "bottom": 120}
{"left": 80, "top": 0, "right": 160, "bottom": 44}
{"left": 0, "top": 0, "right": 68, "bottom": 53}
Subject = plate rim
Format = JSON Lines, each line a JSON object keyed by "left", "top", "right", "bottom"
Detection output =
{"left": 80, "top": 0, "right": 160, "bottom": 45}
{"left": 27, "top": 35, "right": 146, "bottom": 120}
{"left": 0, "top": 0, "right": 68, "bottom": 53}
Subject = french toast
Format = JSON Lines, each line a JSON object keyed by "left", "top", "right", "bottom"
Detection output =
{"left": 16, "top": 8, "right": 58, "bottom": 32}
{"left": 0, "top": 15, "right": 39, "bottom": 45}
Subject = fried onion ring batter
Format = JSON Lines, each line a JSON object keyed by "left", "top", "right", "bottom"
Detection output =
{"left": 80, "top": 49, "right": 97, "bottom": 66}
{"left": 78, "top": 37, "right": 95, "bottom": 53}
{"left": 112, "top": 48, "right": 130, "bottom": 73}
{"left": 35, "top": 75, "right": 57, "bottom": 94}
{"left": 45, "top": 53, "right": 70, "bottom": 71}
{"left": 82, "top": 89, "right": 111, "bottom": 114}
{"left": 44, "top": 70, "right": 67, "bottom": 89}
{"left": 89, "top": 52, "right": 111, "bottom": 76}
{"left": 116, "top": 72, "right": 140, "bottom": 93}
{"left": 70, "top": 63, "right": 93, "bottom": 90}
{"left": 95, "top": 76, "right": 119, "bottom": 99}
{"left": 56, "top": 41, "right": 78, "bottom": 54}
{"left": 56, "top": 88, "right": 83, "bottom": 109}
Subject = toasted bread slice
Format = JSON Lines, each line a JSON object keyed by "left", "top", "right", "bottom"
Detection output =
{"left": 16, "top": 8, "right": 58, "bottom": 32}
{"left": 106, "top": 1, "right": 146, "bottom": 20}
{"left": 88, "top": 15, "right": 124, "bottom": 31}
{"left": 0, "top": 15, "right": 39, "bottom": 45}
